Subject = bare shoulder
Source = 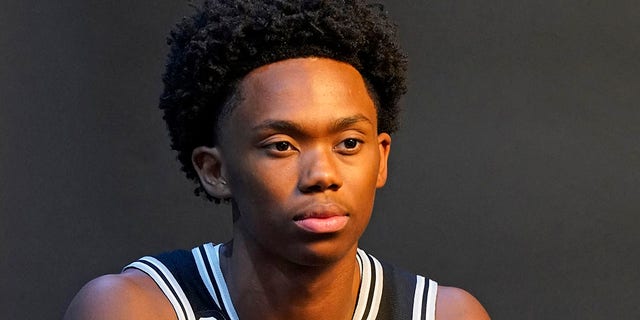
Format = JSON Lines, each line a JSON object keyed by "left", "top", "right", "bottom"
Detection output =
{"left": 63, "top": 269, "right": 175, "bottom": 320}
{"left": 435, "top": 285, "right": 491, "bottom": 320}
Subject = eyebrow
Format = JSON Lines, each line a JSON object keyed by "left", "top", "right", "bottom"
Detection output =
{"left": 330, "top": 114, "right": 373, "bottom": 132}
{"left": 252, "top": 114, "right": 373, "bottom": 135}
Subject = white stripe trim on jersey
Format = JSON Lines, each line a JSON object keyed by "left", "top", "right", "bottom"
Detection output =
{"left": 425, "top": 279, "right": 438, "bottom": 320}
{"left": 365, "top": 255, "right": 384, "bottom": 320}
{"left": 412, "top": 275, "right": 426, "bottom": 320}
{"left": 352, "top": 249, "right": 383, "bottom": 320}
{"left": 192, "top": 247, "right": 222, "bottom": 308}
{"left": 204, "top": 243, "right": 240, "bottom": 320}
{"left": 352, "top": 249, "right": 372, "bottom": 320}
{"left": 125, "top": 257, "right": 196, "bottom": 320}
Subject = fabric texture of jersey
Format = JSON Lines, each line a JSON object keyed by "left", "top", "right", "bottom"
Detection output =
{"left": 124, "top": 243, "right": 438, "bottom": 320}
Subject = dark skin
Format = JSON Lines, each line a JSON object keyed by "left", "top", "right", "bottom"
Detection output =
{"left": 64, "top": 58, "right": 490, "bottom": 320}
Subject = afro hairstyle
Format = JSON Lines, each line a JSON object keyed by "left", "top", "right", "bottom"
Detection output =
{"left": 159, "top": 0, "right": 408, "bottom": 200}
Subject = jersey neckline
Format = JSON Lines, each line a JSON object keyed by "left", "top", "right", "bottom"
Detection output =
{"left": 196, "top": 243, "right": 382, "bottom": 320}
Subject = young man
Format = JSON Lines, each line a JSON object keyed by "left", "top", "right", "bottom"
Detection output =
{"left": 65, "top": 1, "right": 489, "bottom": 319}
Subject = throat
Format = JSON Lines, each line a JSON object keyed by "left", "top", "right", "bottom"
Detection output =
{"left": 220, "top": 242, "right": 362, "bottom": 320}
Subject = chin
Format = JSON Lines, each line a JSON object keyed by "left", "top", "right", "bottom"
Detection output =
{"left": 285, "top": 237, "right": 358, "bottom": 267}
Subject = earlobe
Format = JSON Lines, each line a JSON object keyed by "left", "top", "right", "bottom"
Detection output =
{"left": 376, "top": 133, "right": 391, "bottom": 188}
{"left": 192, "top": 146, "right": 232, "bottom": 199}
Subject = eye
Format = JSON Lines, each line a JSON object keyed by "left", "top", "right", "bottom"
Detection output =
{"left": 264, "top": 140, "right": 296, "bottom": 155}
{"left": 274, "top": 141, "right": 292, "bottom": 151}
{"left": 335, "top": 138, "right": 363, "bottom": 154}
{"left": 343, "top": 138, "right": 359, "bottom": 149}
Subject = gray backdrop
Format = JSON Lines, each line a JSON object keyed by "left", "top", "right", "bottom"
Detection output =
{"left": 1, "top": 1, "right": 638, "bottom": 319}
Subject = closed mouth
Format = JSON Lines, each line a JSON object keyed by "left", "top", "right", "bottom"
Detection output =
{"left": 292, "top": 203, "right": 350, "bottom": 233}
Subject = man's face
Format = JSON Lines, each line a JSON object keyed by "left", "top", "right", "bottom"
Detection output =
{"left": 217, "top": 57, "right": 391, "bottom": 266}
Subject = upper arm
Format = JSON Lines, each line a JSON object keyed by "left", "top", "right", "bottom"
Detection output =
{"left": 63, "top": 271, "right": 175, "bottom": 320}
{"left": 435, "top": 286, "right": 491, "bottom": 320}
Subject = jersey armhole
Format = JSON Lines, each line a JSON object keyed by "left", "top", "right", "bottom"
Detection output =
{"left": 124, "top": 257, "right": 196, "bottom": 320}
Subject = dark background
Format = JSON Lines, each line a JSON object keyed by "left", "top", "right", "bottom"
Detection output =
{"left": 1, "top": 1, "right": 638, "bottom": 319}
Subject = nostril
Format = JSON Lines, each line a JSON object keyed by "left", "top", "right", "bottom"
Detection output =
{"left": 300, "top": 182, "right": 340, "bottom": 194}
{"left": 303, "top": 185, "right": 323, "bottom": 193}
{"left": 327, "top": 183, "right": 340, "bottom": 191}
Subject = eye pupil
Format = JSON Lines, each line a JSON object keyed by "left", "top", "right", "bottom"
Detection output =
{"left": 344, "top": 139, "right": 358, "bottom": 149}
{"left": 275, "top": 142, "right": 290, "bottom": 151}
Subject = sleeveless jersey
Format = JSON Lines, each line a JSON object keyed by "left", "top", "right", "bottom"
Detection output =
{"left": 124, "top": 243, "right": 438, "bottom": 320}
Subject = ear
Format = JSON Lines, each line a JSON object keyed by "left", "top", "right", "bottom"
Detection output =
{"left": 376, "top": 133, "right": 392, "bottom": 188}
{"left": 192, "top": 146, "right": 232, "bottom": 199}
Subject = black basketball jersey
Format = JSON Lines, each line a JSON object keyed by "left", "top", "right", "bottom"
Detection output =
{"left": 124, "top": 243, "right": 437, "bottom": 320}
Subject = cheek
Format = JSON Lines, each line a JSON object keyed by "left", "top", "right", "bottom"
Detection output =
{"left": 359, "top": 148, "right": 382, "bottom": 185}
{"left": 344, "top": 154, "right": 380, "bottom": 203}
{"left": 230, "top": 158, "right": 298, "bottom": 205}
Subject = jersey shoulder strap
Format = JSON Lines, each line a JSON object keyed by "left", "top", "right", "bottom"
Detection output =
{"left": 359, "top": 250, "right": 438, "bottom": 320}
{"left": 123, "top": 249, "right": 228, "bottom": 320}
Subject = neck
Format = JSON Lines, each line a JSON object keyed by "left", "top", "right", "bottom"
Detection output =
{"left": 220, "top": 236, "right": 361, "bottom": 320}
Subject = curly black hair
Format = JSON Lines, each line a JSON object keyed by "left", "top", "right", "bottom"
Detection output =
{"left": 160, "top": 0, "right": 407, "bottom": 199}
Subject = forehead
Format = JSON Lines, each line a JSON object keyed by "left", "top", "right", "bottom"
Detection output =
{"left": 243, "top": 57, "right": 369, "bottom": 94}
{"left": 230, "top": 57, "right": 377, "bottom": 127}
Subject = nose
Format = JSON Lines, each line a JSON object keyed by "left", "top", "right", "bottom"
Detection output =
{"left": 298, "top": 147, "right": 343, "bottom": 193}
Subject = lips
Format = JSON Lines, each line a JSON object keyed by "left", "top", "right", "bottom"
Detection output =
{"left": 293, "top": 203, "right": 349, "bottom": 233}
